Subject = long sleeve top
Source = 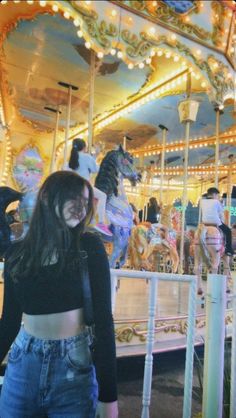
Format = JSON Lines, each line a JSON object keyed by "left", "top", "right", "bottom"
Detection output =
{"left": 0, "top": 232, "right": 117, "bottom": 402}
{"left": 75, "top": 152, "right": 98, "bottom": 181}
{"left": 200, "top": 198, "right": 224, "bottom": 226}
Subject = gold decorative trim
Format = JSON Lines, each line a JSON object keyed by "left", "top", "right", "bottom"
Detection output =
{"left": 116, "top": 0, "right": 226, "bottom": 47}
{"left": 71, "top": 1, "right": 117, "bottom": 49}
{"left": 211, "top": 1, "right": 227, "bottom": 47}
{"left": 115, "top": 311, "right": 233, "bottom": 344}
{"left": 117, "top": 1, "right": 211, "bottom": 42}
{"left": 121, "top": 30, "right": 233, "bottom": 102}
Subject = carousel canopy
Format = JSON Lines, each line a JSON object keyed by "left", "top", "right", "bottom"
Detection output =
{"left": 0, "top": 0, "right": 235, "bottom": 199}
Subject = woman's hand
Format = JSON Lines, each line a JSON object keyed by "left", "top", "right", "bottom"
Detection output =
{"left": 95, "top": 400, "right": 118, "bottom": 418}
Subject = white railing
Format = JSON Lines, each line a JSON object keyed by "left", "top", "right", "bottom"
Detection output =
{"left": 110, "top": 269, "right": 197, "bottom": 418}
{"left": 202, "top": 274, "right": 226, "bottom": 418}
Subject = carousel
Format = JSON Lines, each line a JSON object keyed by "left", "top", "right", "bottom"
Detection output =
{"left": 0, "top": 0, "right": 236, "bottom": 357}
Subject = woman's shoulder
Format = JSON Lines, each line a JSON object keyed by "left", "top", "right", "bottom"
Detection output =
{"left": 81, "top": 231, "right": 105, "bottom": 253}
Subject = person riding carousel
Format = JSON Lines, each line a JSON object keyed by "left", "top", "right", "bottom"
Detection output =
{"left": 200, "top": 187, "right": 234, "bottom": 256}
{"left": 68, "top": 138, "right": 112, "bottom": 237}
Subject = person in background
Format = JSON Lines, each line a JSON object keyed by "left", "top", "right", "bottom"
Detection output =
{"left": 200, "top": 186, "right": 234, "bottom": 256}
{"left": 69, "top": 138, "right": 112, "bottom": 237}
{"left": 130, "top": 203, "right": 139, "bottom": 226}
{"left": 0, "top": 171, "right": 118, "bottom": 418}
{"left": 146, "top": 196, "right": 161, "bottom": 224}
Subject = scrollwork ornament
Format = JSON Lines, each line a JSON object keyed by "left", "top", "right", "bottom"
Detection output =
{"left": 211, "top": 1, "right": 226, "bottom": 46}
{"left": 122, "top": 30, "right": 152, "bottom": 57}
{"left": 125, "top": 0, "right": 211, "bottom": 42}
{"left": 71, "top": 1, "right": 117, "bottom": 49}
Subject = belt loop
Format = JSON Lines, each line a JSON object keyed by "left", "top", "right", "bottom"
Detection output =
{"left": 61, "top": 340, "right": 65, "bottom": 357}
{"left": 24, "top": 336, "right": 33, "bottom": 353}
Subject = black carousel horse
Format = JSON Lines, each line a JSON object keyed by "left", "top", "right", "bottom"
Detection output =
{"left": 95, "top": 145, "right": 141, "bottom": 268}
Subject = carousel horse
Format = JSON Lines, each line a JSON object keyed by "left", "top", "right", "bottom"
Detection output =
{"left": 95, "top": 144, "right": 141, "bottom": 268}
{"left": 0, "top": 187, "right": 23, "bottom": 257}
{"left": 161, "top": 204, "right": 195, "bottom": 273}
{"left": 194, "top": 223, "right": 231, "bottom": 295}
{"left": 129, "top": 222, "right": 179, "bottom": 272}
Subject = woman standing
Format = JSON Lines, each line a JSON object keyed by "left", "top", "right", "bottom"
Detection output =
{"left": 0, "top": 171, "right": 118, "bottom": 418}
{"left": 69, "top": 138, "right": 112, "bottom": 237}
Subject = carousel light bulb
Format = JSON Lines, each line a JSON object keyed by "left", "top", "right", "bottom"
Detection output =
{"left": 171, "top": 34, "right": 177, "bottom": 41}
{"left": 27, "top": 1, "right": 34, "bottom": 4}
{"left": 201, "top": 81, "right": 207, "bottom": 88}
{"left": 128, "top": 63, "right": 134, "bottom": 69}
{"left": 138, "top": 62, "right": 145, "bottom": 69}
{"left": 39, "top": 0, "right": 47, "bottom": 6}
{"left": 196, "top": 49, "right": 202, "bottom": 56}
{"left": 77, "top": 30, "right": 83, "bottom": 38}
{"left": 148, "top": 27, "right": 156, "bottom": 35}
{"left": 117, "top": 51, "right": 123, "bottom": 58}
{"left": 64, "top": 11, "right": 70, "bottom": 19}
{"left": 165, "top": 51, "right": 171, "bottom": 58}
{"left": 111, "top": 9, "right": 117, "bottom": 17}
{"left": 52, "top": 4, "right": 59, "bottom": 11}
{"left": 173, "top": 55, "right": 179, "bottom": 62}
{"left": 85, "top": 41, "right": 91, "bottom": 49}
{"left": 146, "top": 57, "right": 152, "bottom": 64}
{"left": 85, "top": 0, "right": 91, "bottom": 4}
{"left": 157, "top": 50, "right": 163, "bottom": 56}
{"left": 1, "top": 0, "right": 8, "bottom": 4}
{"left": 110, "top": 48, "right": 116, "bottom": 55}
{"left": 73, "top": 19, "right": 80, "bottom": 27}
{"left": 97, "top": 51, "right": 104, "bottom": 59}
{"left": 150, "top": 49, "right": 155, "bottom": 56}
{"left": 14, "top": 0, "right": 21, "bottom": 2}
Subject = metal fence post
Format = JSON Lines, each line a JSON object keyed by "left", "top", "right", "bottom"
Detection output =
{"left": 202, "top": 273, "right": 226, "bottom": 418}
{"left": 141, "top": 276, "right": 158, "bottom": 418}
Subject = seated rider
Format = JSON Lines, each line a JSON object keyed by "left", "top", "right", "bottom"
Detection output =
{"left": 68, "top": 138, "right": 112, "bottom": 237}
{"left": 200, "top": 187, "right": 234, "bottom": 256}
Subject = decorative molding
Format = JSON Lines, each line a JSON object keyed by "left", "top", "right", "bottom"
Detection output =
{"left": 115, "top": 311, "right": 233, "bottom": 344}
{"left": 71, "top": 1, "right": 118, "bottom": 49}
{"left": 115, "top": 0, "right": 228, "bottom": 47}
{"left": 211, "top": 1, "right": 227, "bottom": 47}
{"left": 121, "top": 30, "right": 233, "bottom": 102}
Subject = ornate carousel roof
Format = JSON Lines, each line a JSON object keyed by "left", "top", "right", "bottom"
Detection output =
{"left": 0, "top": 0, "right": 235, "bottom": 197}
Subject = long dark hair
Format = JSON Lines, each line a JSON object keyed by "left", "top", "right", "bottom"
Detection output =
{"left": 7, "top": 171, "right": 94, "bottom": 280}
{"left": 68, "top": 138, "right": 86, "bottom": 170}
{"left": 149, "top": 197, "right": 160, "bottom": 213}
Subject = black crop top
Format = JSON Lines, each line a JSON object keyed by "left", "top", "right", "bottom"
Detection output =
{"left": 0, "top": 232, "right": 117, "bottom": 403}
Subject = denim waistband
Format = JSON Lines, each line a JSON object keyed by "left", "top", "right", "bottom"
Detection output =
{"left": 15, "top": 326, "right": 91, "bottom": 357}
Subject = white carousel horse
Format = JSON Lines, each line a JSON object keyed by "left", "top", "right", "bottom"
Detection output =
{"left": 194, "top": 223, "right": 231, "bottom": 295}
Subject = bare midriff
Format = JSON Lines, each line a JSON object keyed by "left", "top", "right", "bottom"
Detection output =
{"left": 23, "top": 308, "right": 85, "bottom": 339}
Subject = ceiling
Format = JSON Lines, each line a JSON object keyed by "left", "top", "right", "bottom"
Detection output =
{"left": 0, "top": 0, "right": 235, "bottom": 189}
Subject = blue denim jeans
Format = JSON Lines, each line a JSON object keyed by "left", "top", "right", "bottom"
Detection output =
{"left": 0, "top": 327, "right": 98, "bottom": 417}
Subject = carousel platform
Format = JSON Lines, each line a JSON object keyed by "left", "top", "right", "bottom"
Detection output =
{"left": 113, "top": 270, "right": 235, "bottom": 357}
{"left": 0, "top": 260, "right": 235, "bottom": 358}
